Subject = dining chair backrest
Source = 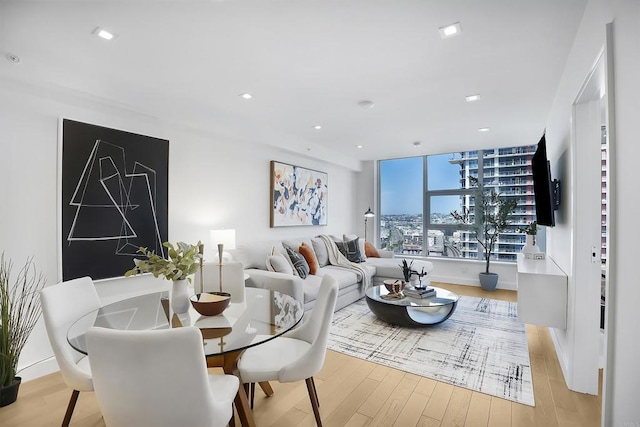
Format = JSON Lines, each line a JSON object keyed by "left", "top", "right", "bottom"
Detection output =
{"left": 86, "top": 326, "right": 232, "bottom": 427}
{"left": 278, "top": 274, "right": 338, "bottom": 382}
{"left": 40, "top": 276, "right": 100, "bottom": 391}
{"left": 194, "top": 260, "right": 245, "bottom": 303}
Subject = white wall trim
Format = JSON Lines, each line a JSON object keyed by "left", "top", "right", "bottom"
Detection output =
{"left": 17, "top": 357, "right": 59, "bottom": 382}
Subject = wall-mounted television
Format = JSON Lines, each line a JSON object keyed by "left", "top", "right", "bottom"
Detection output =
{"left": 531, "top": 134, "right": 561, "bottom": 227}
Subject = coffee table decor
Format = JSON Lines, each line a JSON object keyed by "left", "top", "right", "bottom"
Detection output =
{"left": 327, "top": 295, "right": 534, "bottom": 406}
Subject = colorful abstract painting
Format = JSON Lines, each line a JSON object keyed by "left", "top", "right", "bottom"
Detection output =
{"left": 270, "top": 161, "right": 327, "bottom": 227}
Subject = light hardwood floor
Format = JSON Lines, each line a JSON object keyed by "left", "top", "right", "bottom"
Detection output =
{"left": 0, "top": 282, "right": 602, "bottom": 427}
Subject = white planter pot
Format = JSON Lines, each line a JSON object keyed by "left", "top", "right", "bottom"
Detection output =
{"left": 522, "top": 234, "right": 540, "bottom": 254}
{"left": 171, "top": 279, "right": 190, "bottom": 314}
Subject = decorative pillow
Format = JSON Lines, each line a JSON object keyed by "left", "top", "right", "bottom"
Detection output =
{"left": 272, "top": 245, "right": 298, "bottom": 276}
{"left": 285, "top": 246, "right": 310, "bottom": 279}
{"left": 344, "top": 234, "right": 367, "bottom": 261}
{"left": 336, "top": 236, "right": 366, "bottom": 263}
{"left": 311, "top": 237, "right": 329, "bottom": 267}
{"left": 364, "top": 241, "right": 381, "bottom": 258}
{"left": 266, "top": 255, "right": 294, "bottom": 275}
{"left": 299, "top": 242, "right": 319, "bottom": 275}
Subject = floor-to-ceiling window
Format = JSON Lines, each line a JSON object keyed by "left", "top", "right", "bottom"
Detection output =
{"left": 379, "top": 145, "right": 539, "bottom": 262}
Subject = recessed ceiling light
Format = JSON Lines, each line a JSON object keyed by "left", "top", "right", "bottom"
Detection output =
{"left": 438, "top": 22, "right": 462, "bottom": 39}
{"left": 465, "top": 94, "right": 480, "bottom": 102}
{"left": 358, "top": 100, "right": 375, "bottom": 109}
{"left": 412, "top": 141, "right": 422, "bottom": 147}
{"left": 239, "top": 93, "right": 253, "bottom": 99}
{"left": 5, "top": 53, "right": 20, "bottom": 64}
{"left": 478, "top": 127, "right": 490, "bottom": 132}
{"left": 313, "top": 125, "right": 322, "bottom": 130}
{"left": 356, "top": 145, "right": 363, "bottom": 149}
{"left": 93, "top": 27, "right": 116, "bottom": 41}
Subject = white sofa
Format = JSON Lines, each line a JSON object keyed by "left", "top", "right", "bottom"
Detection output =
{"left": 229, "top": 235, "right": 434, "bottom": 313}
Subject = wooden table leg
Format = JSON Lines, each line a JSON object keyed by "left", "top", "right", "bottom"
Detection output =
{"left": 216, "top": 351, "right": 255, "bottom": 427}
{"left": 258, "top": 381, "right": 274, "bottom": 396}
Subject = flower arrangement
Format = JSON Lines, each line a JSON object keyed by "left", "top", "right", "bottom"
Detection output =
{"left": 1, "top": 253, "right": 46, "bottom": 395}
{"left": 124, "top": 241, "right": 202, "bottom": 282}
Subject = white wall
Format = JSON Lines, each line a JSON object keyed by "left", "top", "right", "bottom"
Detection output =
{"left": 545, "top": 0, "right": 640, "bottom": 424}
{"left": 0, "top": 79, "right": 360, "bottom": 380}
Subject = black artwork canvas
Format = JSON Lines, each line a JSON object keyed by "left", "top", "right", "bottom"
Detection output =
{"left": 61, "top": 119, "right": 169, "bottom": 281}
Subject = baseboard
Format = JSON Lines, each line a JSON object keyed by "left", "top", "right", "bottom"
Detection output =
{"left": 550, "top": 327, "right": 572, "bottom": 389}
{"left": 430, "top": 275, "right": 517, "bottom": 291}
{"left": 17, "top": 357, "right": 59, "bottom": 382}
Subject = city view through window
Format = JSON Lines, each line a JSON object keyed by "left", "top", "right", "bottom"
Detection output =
{"left": 379, "top": 145, "right": 540, "bottom": 262}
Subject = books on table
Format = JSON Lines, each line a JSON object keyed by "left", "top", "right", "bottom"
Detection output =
{"left": 404, "top": 286, "right": 436, "bottom": 299}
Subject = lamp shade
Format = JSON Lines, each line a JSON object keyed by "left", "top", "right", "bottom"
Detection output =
{"left": 210, "top": 229, "right": 236, "bottom": 250}
{"left": 364, "top": 207, "right": 375, "bottom": 218}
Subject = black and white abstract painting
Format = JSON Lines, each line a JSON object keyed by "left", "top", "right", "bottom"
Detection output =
{"left": 60, "top": 119, "right": 169, "bottom": 281}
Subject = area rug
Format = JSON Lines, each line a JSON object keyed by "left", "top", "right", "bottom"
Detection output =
{"left": 327, "top": 296, "right": 534, "bottom": 406}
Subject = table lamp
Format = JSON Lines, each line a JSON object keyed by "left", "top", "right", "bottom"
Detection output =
{"left": 364, "top": 207, "right": 375, "bottom": 242}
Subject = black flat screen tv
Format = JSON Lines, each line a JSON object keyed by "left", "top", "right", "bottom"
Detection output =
{"left": 531, "top": 134, "right": 558, "bottom": 227}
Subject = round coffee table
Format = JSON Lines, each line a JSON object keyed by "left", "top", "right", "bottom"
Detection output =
{"left": 365, "top": 285, "right": 459, "bottom": 326}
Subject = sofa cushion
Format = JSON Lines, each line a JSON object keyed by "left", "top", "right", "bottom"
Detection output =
{"left": 266, "top": 255, "right": 293, "bottom": 275}
{"left": 364, "top": 241, "right": 380, "bottom": 258}
{"left": 311, "top": 237, "right": 329, "bottom": 267}
{"left": 299, "top": 242, "right": 318, "bottom": 275}
{"left": 300, "top": 274, "right": 324, "bottom": 304}
{"left": 285, "top": 246, "right": 310, "bottom": 279}
{"left": 231, "top": 241, "right": 290, "bottom": 271}
{"left": 315, "top": 266, "right": 364, "bottom": 289}
{"left": 344, "top": 234, "right": 367, "bottom": 261}
{"left": 337, "top": 236, "right": 365, "bottom": 263}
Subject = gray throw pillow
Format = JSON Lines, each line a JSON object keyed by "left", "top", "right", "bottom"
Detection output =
{"left": 285, "top": 246, "right": 310, "bottom": 279}
{"left": 311, "top": 237, "right": 329, "bottom": 267}
{"left": 336, "top": 236, "right": 366, "bottom": 263}
{"left": 266, "top": 255, "right": 294, "bottom": 275}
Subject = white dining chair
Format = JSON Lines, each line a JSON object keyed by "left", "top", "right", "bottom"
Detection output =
{"left": 194, "top": 260, "right": 245, "bottom": 303}
{"left": 237, "top": 275, "right": 339, "bottom": 426}
{"left": 85, "top": 326, "right": 239, "bottom": 427}
{"left": 40, "top": 276, "right": 101, "bottom": 427}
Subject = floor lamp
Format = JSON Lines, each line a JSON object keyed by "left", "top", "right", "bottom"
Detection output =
{"left": 364, "top": 207, "right": 375, "bottom": 242}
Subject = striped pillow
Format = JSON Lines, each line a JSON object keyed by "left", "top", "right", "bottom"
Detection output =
{"left": 285, "top": 246, "right": 310, "bottom": 279}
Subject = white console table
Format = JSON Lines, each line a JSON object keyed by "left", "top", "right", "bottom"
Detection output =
{"left": 516, "top": 254, "right": 568, "bottom": 329}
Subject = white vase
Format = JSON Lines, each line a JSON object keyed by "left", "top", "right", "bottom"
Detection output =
{"left": 522, "top": 234, "right": 540, "bottom": 254}
{"left": 171, "top": 279, "right": 190, "bottom": 314}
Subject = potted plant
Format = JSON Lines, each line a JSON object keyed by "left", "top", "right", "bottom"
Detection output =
{"left": 520, "top": 221, "right": 540, "bottom": 254}
{"left": 124, "top": 241, "right": 201, "bottom": 313}
{"left": 0, "top": 253, "right": 46, "bottom": 407}
{"left": 399, "top": 259, "right": 414, "bottom": 284}
{"left": 451, "top": 176, "right": 517, "bottom": 290}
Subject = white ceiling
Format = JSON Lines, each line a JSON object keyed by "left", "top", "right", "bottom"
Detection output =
{"left": 1, "top": 0, "right": 587, "bottom": 166}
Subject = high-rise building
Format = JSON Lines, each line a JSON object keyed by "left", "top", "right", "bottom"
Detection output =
{"left": 452, "top": 146, "right": 537, "bottom": 262}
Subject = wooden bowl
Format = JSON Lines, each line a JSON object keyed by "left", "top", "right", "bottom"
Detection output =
{"left": 190, "top": 292, "right": 231, "bottom": 316}
{"left": 383, "top": 279, "right": 405, "bottom": 294}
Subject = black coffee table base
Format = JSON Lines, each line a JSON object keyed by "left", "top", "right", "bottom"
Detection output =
{"left": 366, "top": 296, "right": 458, "bottom": 327}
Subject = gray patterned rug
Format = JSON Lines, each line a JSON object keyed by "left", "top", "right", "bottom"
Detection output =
{"left": 327, "top": 296, "right": 534, "bottom": 406}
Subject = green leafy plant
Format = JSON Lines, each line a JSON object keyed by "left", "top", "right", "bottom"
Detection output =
{"left": 451, "top": 176, "right": 517, "bottom": 274}
{"left": 520, "top": 221, "right": 537, "bottom": 236}
{"left": 124, "top": 241, "right": 202, "bottom": 282}
{"left": 1, "top": 253, "right": 46, "bottom": 387}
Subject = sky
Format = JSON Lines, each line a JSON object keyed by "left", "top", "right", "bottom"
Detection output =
{"left": 380, "top": 154, "right": 464, "bottom": 215}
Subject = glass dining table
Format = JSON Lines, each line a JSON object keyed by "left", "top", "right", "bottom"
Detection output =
{"left": 67, "top": 287, "right": 304, "bottom": 427}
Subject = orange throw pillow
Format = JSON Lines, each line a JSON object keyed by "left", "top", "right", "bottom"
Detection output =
{"left": 299, "top": 242, "right": 319, "bottom": 275}
{"left": 364, "top": 241, "right": 380, "bottom": 258}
